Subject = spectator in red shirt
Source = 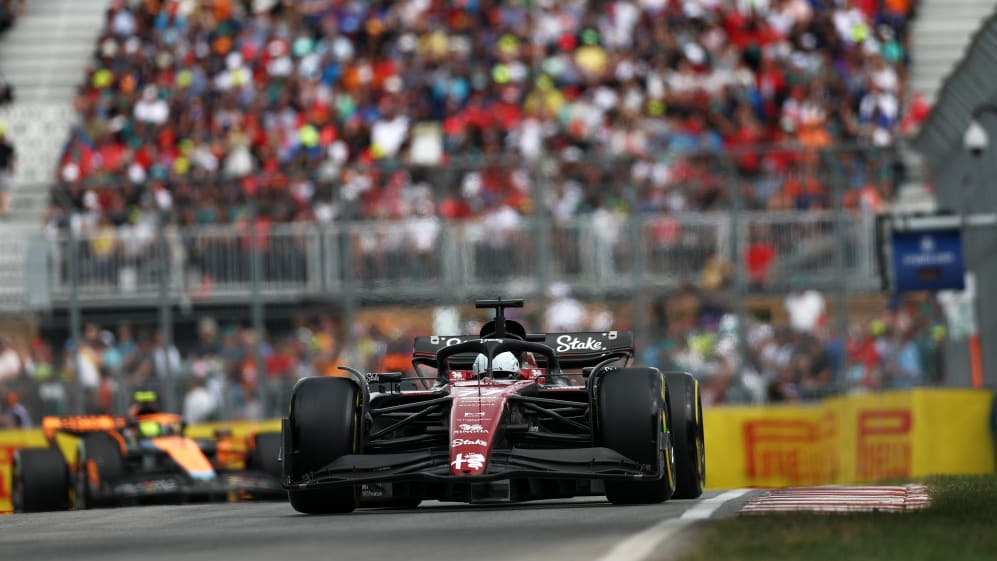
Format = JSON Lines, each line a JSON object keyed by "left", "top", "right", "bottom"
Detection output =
{"left": 746, "top": 225, "right": 777, "bottom": 290}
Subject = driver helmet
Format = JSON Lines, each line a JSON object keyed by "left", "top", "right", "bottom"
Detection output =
{"left": 138, "top": 419, "right": 165, "bottom": 438}
{"left": 473, "top": 352, "right": 520, "bottom": 380}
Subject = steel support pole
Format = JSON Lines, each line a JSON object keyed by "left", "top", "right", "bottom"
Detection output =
{"left": 532, "top": 158, "right": 550, "bottom": 329}
{"left": 248, "top": 196, "right": 268, "bottom": 416}
{"left": 157, "top": 207, "right": 175, "bottom": 412}
{"left": 626, "top": 173, "right": 647, "bottom": 353}
{"left": 67, "top": 212, "right": 83, "bottom": 414}
{"left": 826, "top": 148, "right": 852, "bottom": 385}
{"left": 529, "top": 4, "right": 549, "bottom": 330}
{"left": 728, "top": 159, "right": 749, "bottom": 377}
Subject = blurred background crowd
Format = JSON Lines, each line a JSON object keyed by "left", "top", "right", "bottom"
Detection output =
{"left": 0, "top": 0, "right": 954, "bottom": 426}
{"left": 50, "top": 0, "right": 921, "bottom": 235}
{"left": 0, "top": 281, "right": 949, "bottom": 426}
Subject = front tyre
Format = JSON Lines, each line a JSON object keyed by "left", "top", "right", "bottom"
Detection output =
{"left": 597, "top": 368, "right": 676, "bottom": 505}
{"left": 664, "top": 371, "right": 706, "bottom": 499}
{"left": 285, "top": 377, "right": 361, "bottom": 514}
{"left": 12, "top": 448, "right": 70, "bottom": 512}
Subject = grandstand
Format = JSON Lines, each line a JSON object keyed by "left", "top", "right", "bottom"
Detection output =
{"left": 0, "top": 0, "right": 988, "bottom": 424}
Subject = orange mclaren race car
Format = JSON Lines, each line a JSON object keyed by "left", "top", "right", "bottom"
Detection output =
{"left": 10, "top": 400, "right": 283, "bottom": 512}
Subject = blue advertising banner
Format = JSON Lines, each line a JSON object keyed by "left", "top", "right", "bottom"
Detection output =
{"left": 890, "top": 229, "right": 965, "bottom": 292}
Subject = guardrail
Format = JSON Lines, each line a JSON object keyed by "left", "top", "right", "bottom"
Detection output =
{"left": 34, "top": 211, "right": 879, "bottom": 307}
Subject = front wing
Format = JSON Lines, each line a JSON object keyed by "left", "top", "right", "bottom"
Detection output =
{"left": 285, "top": 447, "right": 662, "bottom": 491}
{"left": 90, "top": 470, "right": 285, "bottom": 505}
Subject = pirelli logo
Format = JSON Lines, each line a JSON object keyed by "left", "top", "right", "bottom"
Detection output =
{"left": 856, "top": 410, "right": 912, "bottom": 480}
{"left": 741, "top": 409, "right": 914, "bottom": 485}
{"left": 743, "top": 413, "right": 838, "bottom": 486}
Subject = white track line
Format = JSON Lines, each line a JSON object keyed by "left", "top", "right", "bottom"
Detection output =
{"left": 680, "top": 490, "right": 752, "bottom": 520}
{"left": 595, "top": 490, "right": 751, "bottom": 561}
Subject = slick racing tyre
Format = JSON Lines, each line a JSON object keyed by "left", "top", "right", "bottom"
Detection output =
{"left": 247, "top": 432, "right": 282, "bottom": 479}
{"left": 286, "top": 377, "right": 361, "bottom": 514}
{"left": 12, "top": 448, "right": 70, "bottom": 512}
{"left": 75, "top": 433, "right": 124, "bottom": 509}
{"left": 597, "top": 368, "right": 676, "bottom": 505}
{"left": 663, "top": 371, "right": 706, "bottom": 499}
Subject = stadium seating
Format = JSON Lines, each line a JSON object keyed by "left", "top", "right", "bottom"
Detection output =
{"left": 52, "top": 0, "right": 915, "bottom": 225}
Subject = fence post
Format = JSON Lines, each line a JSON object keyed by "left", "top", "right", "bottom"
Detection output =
{"left": 156, "top": 206, "right": 176, "bottom": 413}
{"left": 823, "top": 147, "right": 853, "bottom": 387}
{"left": 67, "top": 211, "right": 84, "bottom": 414}
{"left": 532, "top": 155, "right": 550, "bottom": 327}
{"left": 726, "top": 156, "right": 750, "bottom": 378}
{"left": 436, "top": 163, "right": 456, "bottom": 303}
{"left": 318, "top": 223, "right": 329, "bottom": 296}
{"left": 339, "top": 222, "right": 357, "bottom": 364}
{"left": 626, "top": 164, "right": 647, "bottom": 352}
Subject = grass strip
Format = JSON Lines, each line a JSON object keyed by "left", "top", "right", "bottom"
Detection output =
{"left": 679, "top": 475, "right": 997, "bottom": 561}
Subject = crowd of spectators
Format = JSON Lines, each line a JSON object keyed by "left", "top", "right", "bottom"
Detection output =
{"left": 50, "top": 0, "right": 922, "bottom": 241}
{"left": 641, "top": 282, "right": 948, "bottom": 405}
{"left": 1, "top": 0, "right": 950, "bottom": 426}
{"left": 0, "top": 311, "right": 425, "bottom": 424}
{"left": 0, "top": 282, "right": 953, "bottom": 427}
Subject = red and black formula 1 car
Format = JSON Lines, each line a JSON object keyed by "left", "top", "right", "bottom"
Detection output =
{"left": 11, "top": 412, "right": 284, "bottom": 512}
{"left": 281, "top": 298, "right": 705, "bottom": 514}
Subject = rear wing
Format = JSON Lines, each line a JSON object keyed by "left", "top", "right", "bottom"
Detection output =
{"left": 42, "top": 415, "right": 127, "bottom": 441}
{"left": 412, "top": 331, "right": 634, "bottom": 368}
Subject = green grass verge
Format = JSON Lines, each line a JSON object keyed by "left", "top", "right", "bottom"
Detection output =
{"left": 679, "top": 475, "right": 997, "bottom": 561}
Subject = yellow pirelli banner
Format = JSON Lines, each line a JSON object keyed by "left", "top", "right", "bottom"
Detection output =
{"left": 704, "top": 388, "right": 996, "bottom": 489}
{"left": 0, "top": 430, "right": 48, "bottom": 513}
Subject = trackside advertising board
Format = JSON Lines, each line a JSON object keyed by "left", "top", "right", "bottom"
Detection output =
{"left": 1, "top": 392, "right": 993, "bottom": 512}
{"left": 705, "top": 389, "right": 995, "bottom": 489}
{"left": 890, "top": 229, "right": 966, "bottom": 292}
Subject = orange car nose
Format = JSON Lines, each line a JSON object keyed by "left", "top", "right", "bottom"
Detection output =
{"left": 150, "top": 436, "right": 216, "bottom": 480}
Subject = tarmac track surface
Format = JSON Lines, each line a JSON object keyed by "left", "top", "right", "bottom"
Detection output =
{"left": 0, "top": 491, "right": 751, "bottom": 561}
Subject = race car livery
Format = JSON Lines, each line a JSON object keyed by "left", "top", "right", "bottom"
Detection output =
{"left": 10, "top": 412, "right": 284, "bottom": 512}
{"left": 282, "top": 298, "right": 706, "bottom": 514}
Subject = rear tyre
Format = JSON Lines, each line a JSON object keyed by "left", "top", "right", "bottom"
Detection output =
{"left": 286, "top": 377, "right": 361, "bottom": 514}
{"left": 12, "top": 448, "right": 70, "bottom": 512}
{"left": 664, "top": 372, "right": 706, "bottom": 499}
{"left": 597, "top": 368, "right": 676, "bottom": 505}
{"left": 246, "top": 432, "right": 282, "bottom": 479}
{"left": 75, "top": 433, "right": 125, "bottom": 510}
